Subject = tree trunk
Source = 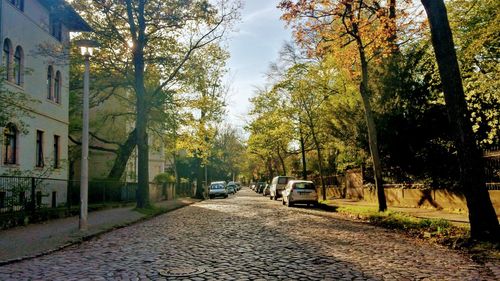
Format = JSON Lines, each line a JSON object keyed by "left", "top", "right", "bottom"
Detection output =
{"left": 107, "top": 129, "right": 137, "bottom": 180}
{"left": 387, "top": 0, "right": 397, "bottom": 52}
{"left": 311, "top": 131, "right": 326, "bottom": 201}
{"left": 267, "top": 157, "right": 274, "bottom": 180}
{"left": 195, "top": 157, "right": 204, "bottom": 198}
{"left": 299, "top": 127, "right": 307, "bottom": 180}
{"left": 173, "top": 152, "right": 179, "bottom": 199}
{"left": 344, "top": 2, "right": 387, "bottom": 211}
{"left": 129, "top": 0, "right": 150, "bottom": 208}
{"left": 277, "top": 147, "right": 287, "bottom": 175}
{"left": 421, "top": 0, "right": 499, "bottom": 240}
{"left": 357, "top": 41, "right": 387, "bottom": 212}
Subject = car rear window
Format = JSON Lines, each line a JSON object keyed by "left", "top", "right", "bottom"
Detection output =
{"left": 294, "top": 182, "right": 315, "bottom": 189}
{"left": 278, "top": 177, "right": 291, "bottom": 184}
{"left": 211, "top": 184, "right": 224, "bottom": 189}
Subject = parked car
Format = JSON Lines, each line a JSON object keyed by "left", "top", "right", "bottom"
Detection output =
{"left": 263, "top": 184, "right": 271, "bottom": 196}
{"left": 250, "top": 183, "right": 256, "bottom": 191}
{"left": 235, "top": 182, "right": 242, "bottom": 190}
{"left": 282, "top": 180, "right": 318, "bottom": 207}
{"left": 209, "top": 181, "right": 228, "bottom": 199}
{"left": 227, "top": 183, "right": 237, "bottom": 195}
{"left": 257, "top": 182, "right": 266, "bottom": 193}
{"left": 270, "top": 176, "right": 295, "bottom": 200}
{"left": 227, "top": 181, "right": 239, "bottom": 192}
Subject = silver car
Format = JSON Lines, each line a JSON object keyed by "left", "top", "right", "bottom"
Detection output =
{"left": 282, "top": 180, "right": 318, "bottom": 207}
{"left": 209, "top": 181, "right": 228, "bottom": 199}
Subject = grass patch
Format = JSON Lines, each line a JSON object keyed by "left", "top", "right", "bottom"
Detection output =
{"left": 334, "top": 204, "right": 462, "bottom": 238}
{"left": 320, "top": 202, "right": 500, "bottom": 263}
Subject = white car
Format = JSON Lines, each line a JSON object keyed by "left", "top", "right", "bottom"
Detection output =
{"left": 209, "top": 181, "right": 228, "bottom": 199}
{"left": 282, "top": 180, "right": 318, "bottom": 207}
{"left": 269, "top": 176, "right": 295, "bottom": 200}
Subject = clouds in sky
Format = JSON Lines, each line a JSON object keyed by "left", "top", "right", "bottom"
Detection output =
{"left": 225, "top": 0, "right": 293, "bottom": 129}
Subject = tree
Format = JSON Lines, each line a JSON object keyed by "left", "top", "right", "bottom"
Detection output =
{"left": 279, "top": 0, "right": 398, "bottom": 211}
{"left": 72, "top": 0, "right": 240, "bottom": 207}
{"left": 177, "top": 44, "right": 230, "bottom": 198}
{"left": 272, "top": 62, "right": 332, "bottom": 199}
{"left": 421, "top": 0, "right": 499, "bottom": 240}
{"left": 247, "top": 84, "right": 294, "bottom": 178}
{"left": 208, "top": 125, "right": 245, "bottom": 181}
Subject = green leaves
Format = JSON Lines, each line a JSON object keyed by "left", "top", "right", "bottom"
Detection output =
{"left": 448, "top": 0, "right": 500, "bottom": 147}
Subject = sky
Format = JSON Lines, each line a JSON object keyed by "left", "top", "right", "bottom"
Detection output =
{"left": 224, "top": 0, "right": 293, "bottom": 131}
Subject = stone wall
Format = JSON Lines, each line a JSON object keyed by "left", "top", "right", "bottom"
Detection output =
{"left": 360, "top": 188, "right": 500, "bottom": 217}
{"left": 149, "top": 183, "right": 175, "bottom": 202}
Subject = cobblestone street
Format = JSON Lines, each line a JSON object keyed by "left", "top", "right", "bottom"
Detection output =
{"left": 0, "top": 188, "right": 497, "bottom": 280}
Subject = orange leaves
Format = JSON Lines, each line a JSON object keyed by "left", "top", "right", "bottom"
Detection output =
{"left": 278, "top": 0, "right": 425, "bottom": 67}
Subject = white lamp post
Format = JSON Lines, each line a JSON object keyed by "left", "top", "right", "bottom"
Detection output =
{"left": 75, "top": 39, "right": 98, "bottom": 231}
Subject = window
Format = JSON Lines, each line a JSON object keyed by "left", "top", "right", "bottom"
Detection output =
{"left": 13, "top": 46, "right": 23, "bottom": 85}
{"left": 47, "top": 66, "right": 53, "bottom": 100}
{"left": 50, "top": 17, "right": 62, "bottom": 41}
{"left": 9, "top": 0, "right": 24, "bottom": 11}
{"left": 278, "top": 177, "right": 292, "bottom": 184}
{"left": 54, "top": 71, "right": 61, "bottom": 103}
{"left": 3, "top": 39, "right": 11, "bottom": 80}
{"left": 0, "top": 192, "right": 5, "bottom": 208}
{"left": 3, "top": 124, "right": 17, "bottom": 165}
{"left": 36, "top": 130, "right": 44, "bottom": 167}
{"left": 293, "top": 182, "right": 315, "bottom": 190}
{"left": 51, "top": 191, "right": 57, "bottom": 208}
{"left": 53, "top": 135, "right": 60, "bottom": 168}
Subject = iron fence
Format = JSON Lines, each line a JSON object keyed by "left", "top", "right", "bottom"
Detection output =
{"left": 484, "top": 149, "right": 500, "bottom": 190}
{"left": 0, "top": 176, "right": 195, "bottom": 229}
{"left": 0, "top": 176, "right": 196, "bottom": 215}
{"left": 67, "top": 180, "right": 138, "bottom": 207}
{"left": 0, "top": 176, "right": 67, "bottom": 214}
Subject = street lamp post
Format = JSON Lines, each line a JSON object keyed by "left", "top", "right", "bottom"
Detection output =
{"left": 75, "top": 40, "right": 98, "bottom": 231}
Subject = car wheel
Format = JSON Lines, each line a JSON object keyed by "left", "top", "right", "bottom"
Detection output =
{"left": 282, "top": 199, "right": 285, "bottom": 205}
{"left": 270, "top": 196, "right": 273, "bottom": 200}
{"left": 224, "top": 195, "right": 228, "bottom": 198}
{"left": 286, "top": 199, "right": 293, "bottom": 207}
{"left": 273, "top": 195, "right": 278, "bottom": 201}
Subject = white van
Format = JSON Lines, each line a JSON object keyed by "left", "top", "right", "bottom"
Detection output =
{"left": 269, "top": 176, "right": 295, "bottom": 200}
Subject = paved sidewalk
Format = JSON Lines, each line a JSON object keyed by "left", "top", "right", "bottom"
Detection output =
{"left": 326, "top": 198, "right": 472, "bottom": 226}
{"left": 0, "top": 198, "right": 199, "bottom": 264}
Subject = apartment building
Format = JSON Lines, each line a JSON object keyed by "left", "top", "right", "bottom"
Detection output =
{"left": 0, "top": 0, "right": 90, "bottom": 206}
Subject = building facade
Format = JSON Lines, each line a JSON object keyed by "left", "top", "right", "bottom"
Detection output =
{"left": 0, "top": 0, "right": 90, "bottom": 207}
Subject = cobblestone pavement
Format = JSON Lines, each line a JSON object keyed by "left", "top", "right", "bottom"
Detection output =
{"left": 0, "top": 188, "right": 497, "bottom": 280}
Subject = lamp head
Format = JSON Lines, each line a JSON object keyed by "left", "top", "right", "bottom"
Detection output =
{"left": 75, "top": 39, "right": 99, "bottom": 57}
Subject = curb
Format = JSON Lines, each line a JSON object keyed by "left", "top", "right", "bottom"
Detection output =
{"left": 0, "top": 199, "right": 200, "bottom": 267}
